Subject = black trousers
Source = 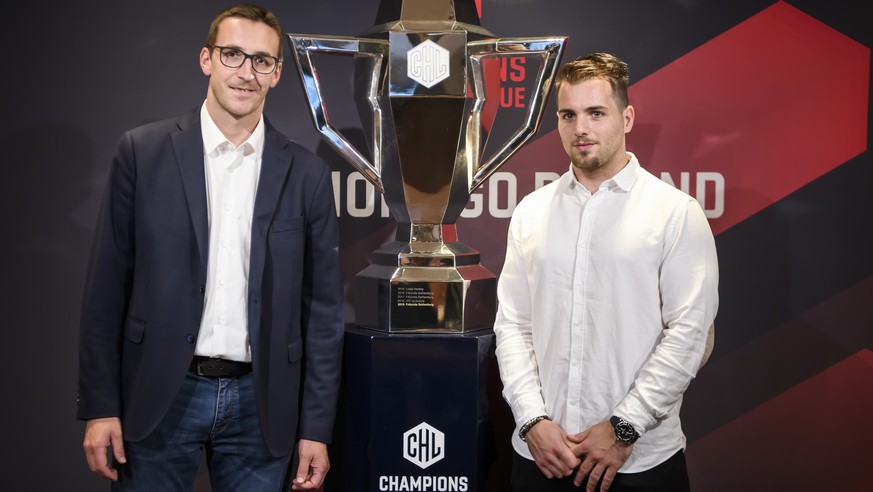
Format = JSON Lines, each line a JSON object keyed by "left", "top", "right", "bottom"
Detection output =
{"left": 511, "top": 449, "right": 690, "bottom": 492}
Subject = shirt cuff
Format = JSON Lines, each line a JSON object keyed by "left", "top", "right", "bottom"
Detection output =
{"left": 510, "top": 391, "right": 548, "bottom": 428}
{"left": 615, "top": 393, "right": 656, "bottom": 436}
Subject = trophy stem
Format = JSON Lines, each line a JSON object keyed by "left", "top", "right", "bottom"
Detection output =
{"left": 398, "top": 223, "right": 456, "bottom": 266}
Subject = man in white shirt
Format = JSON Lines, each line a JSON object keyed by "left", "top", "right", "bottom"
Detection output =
{"left": 494, "top": 52, "right": 719, "bottom": 492}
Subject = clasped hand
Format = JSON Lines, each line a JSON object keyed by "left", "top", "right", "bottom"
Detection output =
{"left": 526, "top": 419, "right": 632, "bottom": 492}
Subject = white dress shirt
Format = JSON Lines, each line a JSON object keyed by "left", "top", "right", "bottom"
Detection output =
{"left": 494, "top": 153, "right": 719, "bottom": 473}
{"left": 196, "top": 103, "right": 264, "bottom": 362}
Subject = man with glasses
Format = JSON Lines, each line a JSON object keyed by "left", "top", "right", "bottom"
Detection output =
{"left": 77, "top": 4, "right": 344, "bottom": 491}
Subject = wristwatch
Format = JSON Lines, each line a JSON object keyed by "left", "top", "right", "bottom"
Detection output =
{"left": 610, "top": 416, "right": 640, "bottom": 444}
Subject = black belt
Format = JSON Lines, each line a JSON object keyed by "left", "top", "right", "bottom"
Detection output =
{"left": 189, "top": 356, "right": 252, "bottom": 377}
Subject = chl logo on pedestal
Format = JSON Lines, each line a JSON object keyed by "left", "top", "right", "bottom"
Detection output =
{"left": 377, "top": 422, "right": 469, "bottom": 491}
{"left": 403, "top": 422, "right": 445, "bottom": 469}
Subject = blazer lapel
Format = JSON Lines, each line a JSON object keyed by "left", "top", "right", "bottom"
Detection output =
{"left": 171, "top": 109, "right": 209, "bottom": 275}
{"left": 248, "top": 123, "right": 293, "bottom": 347}
{"left": 253, "top": 126, "right": 293, "bottom": 233}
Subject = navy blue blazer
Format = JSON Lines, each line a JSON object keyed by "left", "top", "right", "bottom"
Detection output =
{"left": 77, "top": 107, "right": 344, "bottom": 456}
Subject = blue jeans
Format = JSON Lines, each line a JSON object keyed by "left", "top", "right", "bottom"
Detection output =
{"left": 112, "top": 372, "right": 292, "bottom": 491}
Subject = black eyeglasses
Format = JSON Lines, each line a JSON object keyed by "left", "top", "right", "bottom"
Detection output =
{"left": 207, "top": 45, "right": 281, "bottom": 75}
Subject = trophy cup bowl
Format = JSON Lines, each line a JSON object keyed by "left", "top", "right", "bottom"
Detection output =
{"left": 289, "top": 0, "right": 566, "bottom": 332}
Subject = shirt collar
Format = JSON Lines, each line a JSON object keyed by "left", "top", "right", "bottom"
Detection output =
{"left": 610, "top": 152, "right": 640, "bottom": 192}
{"left": 200, "top": 102, "right": 265, "bottom": 158}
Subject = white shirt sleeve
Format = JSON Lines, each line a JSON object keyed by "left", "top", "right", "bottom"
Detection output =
{"left": 493, "top": 207, "right": 549, "bottom": 428}
{"left": 615, "top": 200, "right": 719, "bottom": 434}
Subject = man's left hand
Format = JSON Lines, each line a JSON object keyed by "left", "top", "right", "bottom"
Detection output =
{"left": 291, "top": 439, "right": 330, "bottom": 490}
{"left": 567, "top": 420, "right": 633, "bottom": 492}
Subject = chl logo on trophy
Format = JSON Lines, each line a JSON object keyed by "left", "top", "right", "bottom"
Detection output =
{"left": 407, "top": 40, "right": 451, "bottom": 88}
{"left": 377, "top": 422, "right": 469, "bottom": 491}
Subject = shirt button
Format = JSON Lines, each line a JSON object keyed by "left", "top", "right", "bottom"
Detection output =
{"left": 186, "top": 334, "right": 195, "bottom": 343}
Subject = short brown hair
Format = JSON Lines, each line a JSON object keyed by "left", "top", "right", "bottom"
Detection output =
{"left": 205, "top": 4, "right": 283, "bottom": 59}
{"left": 555, "top": 53, "right": 629, "bottom": 109}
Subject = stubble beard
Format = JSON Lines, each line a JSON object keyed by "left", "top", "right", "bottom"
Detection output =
{"left": 570, "top": 152, "right": 603, "bottom": 173}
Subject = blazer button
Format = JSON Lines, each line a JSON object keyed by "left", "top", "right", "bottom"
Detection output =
{"left": 199, "top": 284, "right": 205, "bottom": 294}
{"left": 186, "top": 334, "right": 195, "bottom": 343}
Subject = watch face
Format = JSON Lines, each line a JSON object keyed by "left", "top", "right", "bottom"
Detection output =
{"left": 613, "top": 419, "right": 639, "bottom": 443}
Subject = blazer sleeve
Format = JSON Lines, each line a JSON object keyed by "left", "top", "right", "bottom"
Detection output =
{"left": 77, "top": 131, "right": 137, "bottom": 420}
{"left": 297, "top": 162, "right": 345, "bottom": 443}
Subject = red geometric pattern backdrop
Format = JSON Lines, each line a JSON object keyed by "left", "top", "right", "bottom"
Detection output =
{"left": 632, "top": 1, "right": 868, "bottom": 235}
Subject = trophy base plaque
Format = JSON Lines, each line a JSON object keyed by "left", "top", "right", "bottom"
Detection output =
{"left": 354, "top": 239, "right": 497, "bottom": 333}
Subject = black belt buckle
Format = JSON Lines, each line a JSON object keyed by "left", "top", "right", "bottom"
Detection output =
{"left": 190, "top": 357, "right": 252, "bottom": 377}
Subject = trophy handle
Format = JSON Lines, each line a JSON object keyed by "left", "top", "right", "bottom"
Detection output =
{"left": 288, "top": 34, "right": 389, "bottom": 193}
{"left": 466, "top": 37, "right": 567, "bottom": 193}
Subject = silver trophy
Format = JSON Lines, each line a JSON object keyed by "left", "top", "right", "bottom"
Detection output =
{"left": 289, "top": 0, "right": 566, "bottom": 332}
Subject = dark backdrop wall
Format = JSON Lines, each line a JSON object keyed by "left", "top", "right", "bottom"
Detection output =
{"left": 2, "top": 1, "right": 870, "bottom": 490}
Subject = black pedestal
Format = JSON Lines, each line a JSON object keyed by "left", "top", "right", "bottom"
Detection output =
{"left": 340, "top": 326, "right": 495, "bottom": 492}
